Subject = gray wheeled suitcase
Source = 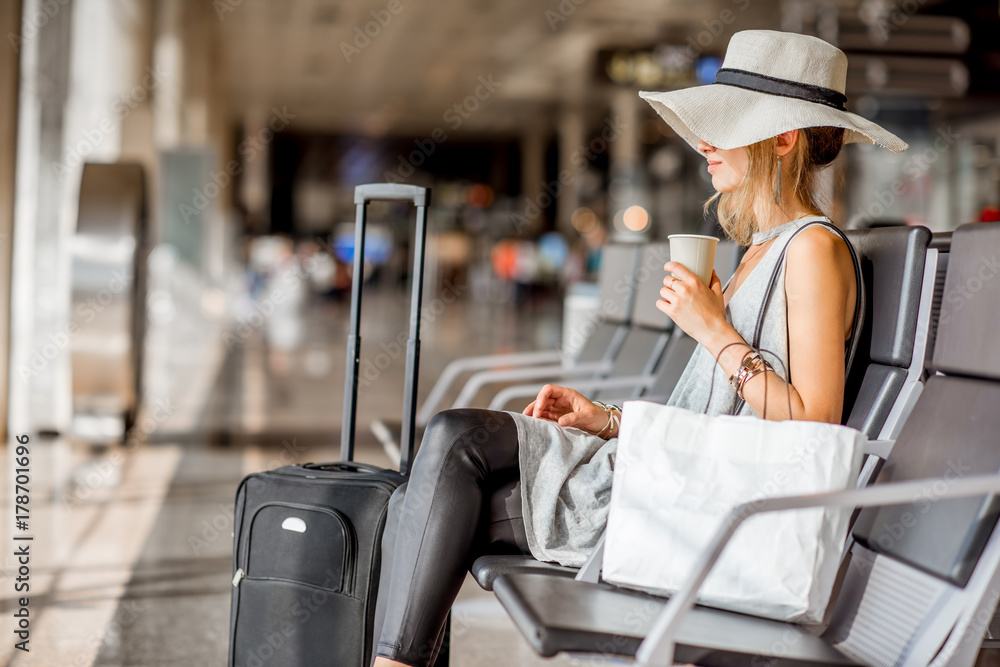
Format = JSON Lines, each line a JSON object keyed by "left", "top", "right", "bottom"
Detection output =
{"left": 228, "top": 184, "right": 432, "bottom": 667}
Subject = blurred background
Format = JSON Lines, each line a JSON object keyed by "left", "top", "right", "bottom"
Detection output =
{"left": 0, "top": 0, "right": 999, "bottom": 664}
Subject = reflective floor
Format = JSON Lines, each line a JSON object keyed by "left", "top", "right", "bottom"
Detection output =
{"left": 0, "top": 276, "right": 585, "bottom": 666}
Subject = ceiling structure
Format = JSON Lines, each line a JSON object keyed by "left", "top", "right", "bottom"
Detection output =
{"left": 215, "top": 0, "right": 783, "bottom": 137}
{"left": 214, "top": 0, "right": 988, "bottom": 139}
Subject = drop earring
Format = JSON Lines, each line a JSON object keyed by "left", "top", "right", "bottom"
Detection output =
{"left": 773, "top": 156, "right": 783, "bottom": 203}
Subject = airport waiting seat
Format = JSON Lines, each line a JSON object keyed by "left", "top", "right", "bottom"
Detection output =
{"left": 493, "top": 221, "right": 1000, "bottom": 666}
{"left": 924, "top": 231, "right": 951, "bottom": 373}
{"left": 444, "top": 243, "right": 667, "bottom": 412}
{"left": 483, "top": 241, "right": 741, "bottom": 412}
{"left": 469, "top": 225, "right": 936, "bottom": 592}
{"left": 371, "top": 244, "right": 642, "bottom": 460}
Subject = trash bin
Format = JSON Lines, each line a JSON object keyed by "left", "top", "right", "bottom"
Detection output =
{"left": 562, "top": 281, "right": 600, "bottom": 364}
{"left": 69, "top": 162, "right": 147, "bottom": 440}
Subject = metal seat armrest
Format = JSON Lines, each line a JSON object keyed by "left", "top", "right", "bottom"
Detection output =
{"left": 575, "top": 532, "right": 606, "bottom": 584}
{"left": 450, "top": 361, "right": 611, "bottom": 409}
{"left": 417, "top": 350, "right": 564, "bottom": 425}
{"left": 863, "top": 439, "right": 894, "bottom": 459}
{"left": 487, "top": 375, "right": 657, "bottom": 411}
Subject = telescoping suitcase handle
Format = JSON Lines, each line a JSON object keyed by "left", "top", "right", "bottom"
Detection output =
{"left": 342, "top": 184, "right": 431, "bottom": 475}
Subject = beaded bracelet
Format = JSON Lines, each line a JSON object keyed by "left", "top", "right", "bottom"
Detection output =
{"left": 592, "top": 400, "right": 621, "bottom": 438}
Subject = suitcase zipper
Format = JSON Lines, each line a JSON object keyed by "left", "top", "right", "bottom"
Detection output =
{"left": 232, "top": 568, "right": 244, "bottom": 587}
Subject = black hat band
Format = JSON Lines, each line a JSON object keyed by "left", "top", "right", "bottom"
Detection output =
{"left": 714, "top": 68, "right": 848, "bottom": 111}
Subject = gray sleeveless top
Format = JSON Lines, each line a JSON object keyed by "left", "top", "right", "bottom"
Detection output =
{"left": 508, "top": 216, "right": 840, "bottom": 566}
{"left": 668, "top": 216, "right": 837, "bottom": 417}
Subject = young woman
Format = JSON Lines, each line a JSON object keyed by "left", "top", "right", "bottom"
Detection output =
{"left": 370, "top": 29, "right": 907, "bottom": 667}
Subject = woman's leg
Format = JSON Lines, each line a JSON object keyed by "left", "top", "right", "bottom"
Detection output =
{"left": 372, "top": 408, "right": 525, "bottom": 667}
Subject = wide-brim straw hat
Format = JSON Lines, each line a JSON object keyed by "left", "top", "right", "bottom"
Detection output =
{"left": 640, "top": 30, "right": 908, "bottom": 153}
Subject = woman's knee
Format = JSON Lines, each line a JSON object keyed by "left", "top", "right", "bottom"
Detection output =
{"left": 417, "top": 409, "right": 512, "bottom": 471}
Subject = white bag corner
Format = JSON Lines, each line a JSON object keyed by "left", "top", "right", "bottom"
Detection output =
{"left": 602, "top": 400, "right": 866, "bottom": 624}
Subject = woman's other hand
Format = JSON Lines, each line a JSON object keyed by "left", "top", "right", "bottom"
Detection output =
{"left": 656, "top": 262, "right": 737, "bottom": 351}
{"left": 523, "top": 384, "right": 611, "bottom": 435}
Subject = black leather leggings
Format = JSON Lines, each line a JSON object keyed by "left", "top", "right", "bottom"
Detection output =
{"left": 371, "top": 408, "right": 529, "bottom": 666}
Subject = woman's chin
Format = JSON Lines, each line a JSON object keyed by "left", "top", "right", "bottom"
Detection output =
{"left": 711, "top": 175, "right": 738, "bottom": 193}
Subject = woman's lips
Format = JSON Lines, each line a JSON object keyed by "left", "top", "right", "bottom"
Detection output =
{"left": 707, "top": 160, "right": 721, "bottom": 173}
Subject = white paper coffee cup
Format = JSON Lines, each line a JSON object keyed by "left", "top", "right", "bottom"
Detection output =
{"left": 667, "top": 234, "right": 719, "bottom": 286}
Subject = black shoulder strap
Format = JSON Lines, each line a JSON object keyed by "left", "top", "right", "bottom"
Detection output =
{"left": 732, "top": 221, "right": 866, "bottom": 415}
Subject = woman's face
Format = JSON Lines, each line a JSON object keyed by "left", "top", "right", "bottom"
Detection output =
{"left": 697, "top": 140, "right": 747, "bottom": 193}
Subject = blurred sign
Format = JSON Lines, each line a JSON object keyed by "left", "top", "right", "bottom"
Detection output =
{"left": 597, "top": 47, "right": 699, "bottom": 88}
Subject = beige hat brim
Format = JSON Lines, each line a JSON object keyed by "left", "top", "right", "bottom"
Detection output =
{"left": 640, "top": 85, "right": 908, "bottom": 153}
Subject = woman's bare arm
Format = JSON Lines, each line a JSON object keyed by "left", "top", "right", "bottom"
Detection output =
{"left": 706, "top": 226, "right": 855, "bottom": 422}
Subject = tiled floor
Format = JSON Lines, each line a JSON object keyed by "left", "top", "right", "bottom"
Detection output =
{"left": 0, "top": 273, "right": 587, "bottom": 666}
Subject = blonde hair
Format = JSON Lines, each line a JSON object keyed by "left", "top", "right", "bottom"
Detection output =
{"left": 705, "top": 127, "right": 845, "bottom": 246}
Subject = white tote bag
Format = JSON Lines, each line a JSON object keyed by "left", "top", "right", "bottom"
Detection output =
{"left": 602, "top": 400, "right": 866, "bottom": 624}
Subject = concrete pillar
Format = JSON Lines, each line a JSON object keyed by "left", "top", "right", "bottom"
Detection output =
{"left": 608, "top": 87, "right": 647, "bottom": 237}
{"left": 181, "top": 0, "right": 210, "bottom": 145}
{"left": 610, "top": 87, "right": 641, "bottom": 174}
{"left": 557, "top": 106, "right": 585, "bottom": 234}
{"left": 520, "top": 125, "right": 547, "bottom": 233}
{"left": 240, "top": 108, "right": 272, "bottom": 234}
{"left": 119, "top": 0, "right": 157, "bottom": 184}
{"left": 18, "top": 0, "right": 75, "bottom": 433}
{"left": 0, "top": 0, "right": 21, "bottom": 440}
{"left": 153, "top": 0, "right": 183, "bottom": 148}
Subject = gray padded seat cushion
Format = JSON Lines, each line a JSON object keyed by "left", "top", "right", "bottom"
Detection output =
{"left": 470, "top": 555, "right": 576, "bottom": 591}
{"left": 843, "top": 365, "right": 907, "bottom": 438}
{"left": 853, "top": 374, "right": 1000, "bottom": 587}
{"left": 844, "top": 226, "right": 930, "bottom": 368}
{"left": 840, "top": 226, "right": 930, "bottom": 430}
{"left": 929, "top": 223, "right": 1000, "bottom": 380}
{"left": 597, "top": 245, "right": 642, "bottom": 325}
{"left": 647, "top": 333, "right": 700, "bottom": 398}
{"left": 574, "top": 320, "right": 622, "bottom": 362}
{"left": 631, "top": 243, "right": 672, "bottom": 330}
{"left": 606, "top": 328, "right": 664, "bottom": 376}
{"left": 493, "top": 574, "right": 858, "bottom": 665}
{"left": 854, "top": 221, "right": 1000, "bottom": 587}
